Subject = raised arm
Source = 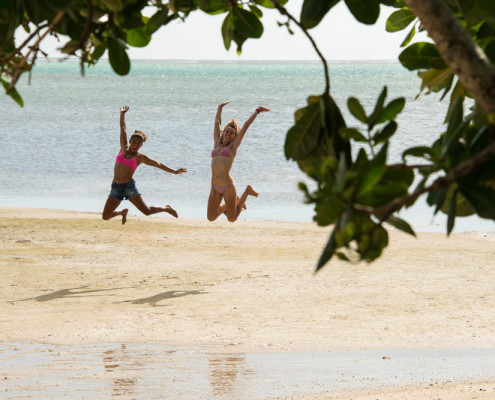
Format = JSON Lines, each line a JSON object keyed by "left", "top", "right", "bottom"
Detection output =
{"left": 214, "top": 101, "right": 229, "bottom": 142}
{"left": 120, "top": 105, "right": 130, "bottom": 150}
{"left": 139, "top": 154, "right": 187, "bottom": 175}
{"left": 233, "top": 106, "right": 270, "bottom": 149}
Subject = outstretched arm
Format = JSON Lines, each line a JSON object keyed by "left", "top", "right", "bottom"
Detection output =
{"left": 120, "top": 105, "right": 129, "bottom": 150}
{"left": 214, "top": 101, "right": 229, "bottom": 142}
{"left": 139, "top": 154, "right": 187, "bottom": 175}
{"left": 233, "top": 106, "right": 270, "bottom": 149}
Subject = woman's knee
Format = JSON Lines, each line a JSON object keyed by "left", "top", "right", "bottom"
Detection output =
{"left": 207, "top": 211, "right": 218, "bottom": 222}
{"left": 226, "top": 213, "right": 237, "bottom": 223}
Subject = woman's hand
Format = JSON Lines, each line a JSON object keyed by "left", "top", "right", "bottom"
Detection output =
{"left": 120, "top": 105, "right": 129, "bottom": 113}
{"left": 256, "top": 106, "right": 270, "bottom": 114}
{"left": 175, "top": 168, "right": 187, "bottom": 174}
{"left": 218, "top": 101, "right": 229, "bottom": 109}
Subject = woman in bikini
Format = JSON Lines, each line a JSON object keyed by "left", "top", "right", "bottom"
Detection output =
{"left": 102, "top": 105, "right": 187, "bottom": 224}
{"left": 207, "top": 101, "right": 270, "bottom": 222}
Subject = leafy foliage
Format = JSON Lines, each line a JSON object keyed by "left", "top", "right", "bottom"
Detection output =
{"left": 1, "top": 0, "right": 494, "bottom": 271}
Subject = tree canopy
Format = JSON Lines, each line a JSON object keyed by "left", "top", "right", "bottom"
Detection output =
{"left": 1, "top": 0, "right": 494, "bottom": 270}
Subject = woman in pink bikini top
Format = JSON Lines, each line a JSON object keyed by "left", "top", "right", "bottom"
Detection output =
{"left": 207, "top": 101, "right": 270, "bottom": 223}
{"left": 102, "top": 105, "right": 187, "bottom": 224}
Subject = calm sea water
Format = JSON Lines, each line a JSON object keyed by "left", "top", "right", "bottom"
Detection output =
{"left": 1, "top": 60, "right": 493, "bottom": 232}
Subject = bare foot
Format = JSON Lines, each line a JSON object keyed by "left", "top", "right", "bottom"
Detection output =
{"left": 122, "top": 209, "right": 128, "bottom": 225}
{"left": 165, "top": 205, "right": 178, "bottom": 218}
{"left": 246, "top": 185, "right": 258, "bottom": 197}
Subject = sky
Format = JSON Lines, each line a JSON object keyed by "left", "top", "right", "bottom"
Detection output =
{"left": 133, "top": 1, "right": 407, "bottom": 61}
{"left": 19, "top": 1, "right": 414, "bottom": 61}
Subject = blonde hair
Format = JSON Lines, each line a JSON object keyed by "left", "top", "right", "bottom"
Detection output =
{"left": 130, "top": 129, "right": 148, "bottom": 143}
{"left": 221, "top": 119, "right": 240, "bottom": 138}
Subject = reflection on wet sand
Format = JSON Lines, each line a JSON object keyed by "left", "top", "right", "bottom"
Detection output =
{"left": 209, "top": 356, "right": 254, "bottom": 396}
{"left": 1, "top": 343, "right": 495, "bottom": 399}
{"left": 103, "top": 344, "right": 140, "bottom": 397}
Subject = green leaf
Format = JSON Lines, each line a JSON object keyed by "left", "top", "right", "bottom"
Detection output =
{"left": 233, "top": 7, "right": 263, "bottom": 38}
{"left": 368, "top": 86, "right": 387, "bottom": 130}
{"left": 386, "top": 9, "right": 415, "bottom": 32}
{"left": 386, "top": 215, "right": 416, "bottom": 236}
{"left": 402, "top": 146, "right": 435, "bottom": 161}
{"left": 357, "top": 142, "right": 388, "bottom": 197}
{"left": 45, "top": 0, "right": 79, "bottom": 9}
{"left": 147, "top": 9, "right": 174, "bottom": 35}
{"left": 1, "top": 78, "right": 23, "bottom": 107}
{"left": 91, "top": 42, "right": 106, "bottom": 60}
{"left": 198, "top": 0, "right": 230, "bottom": 14}
{"left": 249, "top": 4, "right": 263, "bottom": 18}
{"left": 339, "top": 127, "right": 367, "bottom": 142}
{"left": 441, "top": 99, "right": 470, "bottom": 158}
{"left": 399, "top": 42, "right": 447, "bottom": 70}
{"left": 221, "top": 11, "right": 234, "bottom": 50}
{"left": 476, "top": 0, "right": 495, "bottom": 28}
{"left": 285, "top": 102, "right": 322, "bottom": 160}
{"left": 377, "top": 97, "right": 405, "bottom": 123}
{"left": 373, "top": 121, "right": 397, "bottom": 145}
{"left": 400, "top": 22, "right": 416, "bottom": 47}
{"left": 300, "top": 0, "right": 340, "bottom": 29}
{"left": 107, "top": 37, "right": 130, "bottom": 76}
{"left": 126, "top": 25, "right": 151, "bottom": 47}
{"left": 459, "top": 182, "right": 495, "bottom": 219}
{"left": 418, "top": 68, "right": 453, "bottom": 94}
{"left": 254, "top": 0, "right": 288, "bottom": 9}
{"left": 316, "top": 226, "right": 337, "bottom": 271}
{"left": 347, "top": 97, "right": 367, "bottom": 123}
{"left": 344, "top": 0, "right": 380, "bottom": 25}
{"left": 447, "top": 188, "right": 457, "bottom": 235}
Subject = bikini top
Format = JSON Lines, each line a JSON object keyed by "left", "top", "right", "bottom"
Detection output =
{"left": 116, "top": 149, "right": 139, "bottom": 171}
{"left": 211, "top": 146, "right": 233, "bottom": 158}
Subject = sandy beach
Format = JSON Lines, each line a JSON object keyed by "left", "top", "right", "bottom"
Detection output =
{"left": 1, "top": 207, "right": 494, "bottom": 399}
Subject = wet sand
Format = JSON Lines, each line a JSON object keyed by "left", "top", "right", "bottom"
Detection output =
{"left": 1, "top": 207, "right": 494, "bottom": 398}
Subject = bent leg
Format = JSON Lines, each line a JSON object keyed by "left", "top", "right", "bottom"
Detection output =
{"left": 102, "top": 196, "right": 128, "bottom": 224}
{"left": 224, "top": 185, "right": 258, "bottom": 223}
{"left": 207, "top": 187, "right": 226, "bottom": 221}
{"left": 129, "top": 195, "right": 178, "bottom": 218}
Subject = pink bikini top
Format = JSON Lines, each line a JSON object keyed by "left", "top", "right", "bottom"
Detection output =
{"left": 211, "top": 146, "right": 233, "bottom": 158}
{"left": 116, "top": 149, "right": 139, "bottom": 171}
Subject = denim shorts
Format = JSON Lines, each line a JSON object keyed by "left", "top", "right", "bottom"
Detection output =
{"left": 109, "top": 180, "right": 141, "bottom": 201}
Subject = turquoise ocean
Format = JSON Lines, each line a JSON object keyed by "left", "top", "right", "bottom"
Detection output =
{"left": 1, "top": 60, "right": 493, "bottom": 232}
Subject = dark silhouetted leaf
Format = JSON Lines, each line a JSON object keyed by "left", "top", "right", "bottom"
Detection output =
{"left": 357, "top": 142, "right": 388, "bottom": 197}
{"left": 300, "top": 0, "right": 340, "bottom": 29}
{"left": 459, "top": 182, "right": 495, "bottom": 219}
{"left": 340, "top": 127, "right": 367, "bottom": 142}
{"left": 233, "top": 7, "right": 263, "bottom": 38}
{"left": 368, "top": 86, "right": 387, "bottom": 130}
{"left": 1, "top": 78, "right": 23, "bottom": 107}
{"left": 344, "top": 0, "right": 380, "bottom": 25}
{"left": 399, "top": 42, "right": 447, "bottom": 70}
{"left": 377, "top": 97, "right": 405, "bottom": 123}
{"left": 285, "top": 102, "right": 321, "bottom": 160}
{"left": 347, "top": 97, "right": 367, "bottom": 123}
{"left": 386, "top": 215, "right": 416, "bottom": 236}
{"left": 107, "top": 37, "right": 130, "bottom": 75}
{"left": 221, "top": 11, "right": 234, "bottom": 50}
{"left": 373, "top": 121, "right": 397, "bottom": 144}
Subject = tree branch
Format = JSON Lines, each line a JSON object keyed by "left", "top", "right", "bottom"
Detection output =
{"left": 7, "top": 11, "right": 65, "bottom": 94}
{"left": 405, "top": 0, "right": 495, "bottom": 116}
{"left": 372, "top": 139, "right": 495, "bottom": 221}
{"left": 269, "top": 0, "right": 330, "bottom": 95}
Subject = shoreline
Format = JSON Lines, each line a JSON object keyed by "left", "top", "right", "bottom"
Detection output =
{"left": 2, "top": 207, "right": 494, "bottom": 398}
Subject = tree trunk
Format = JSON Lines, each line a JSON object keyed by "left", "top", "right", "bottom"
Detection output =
{"left": 405, "top": 0, "right": 495, "bottom": 115}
